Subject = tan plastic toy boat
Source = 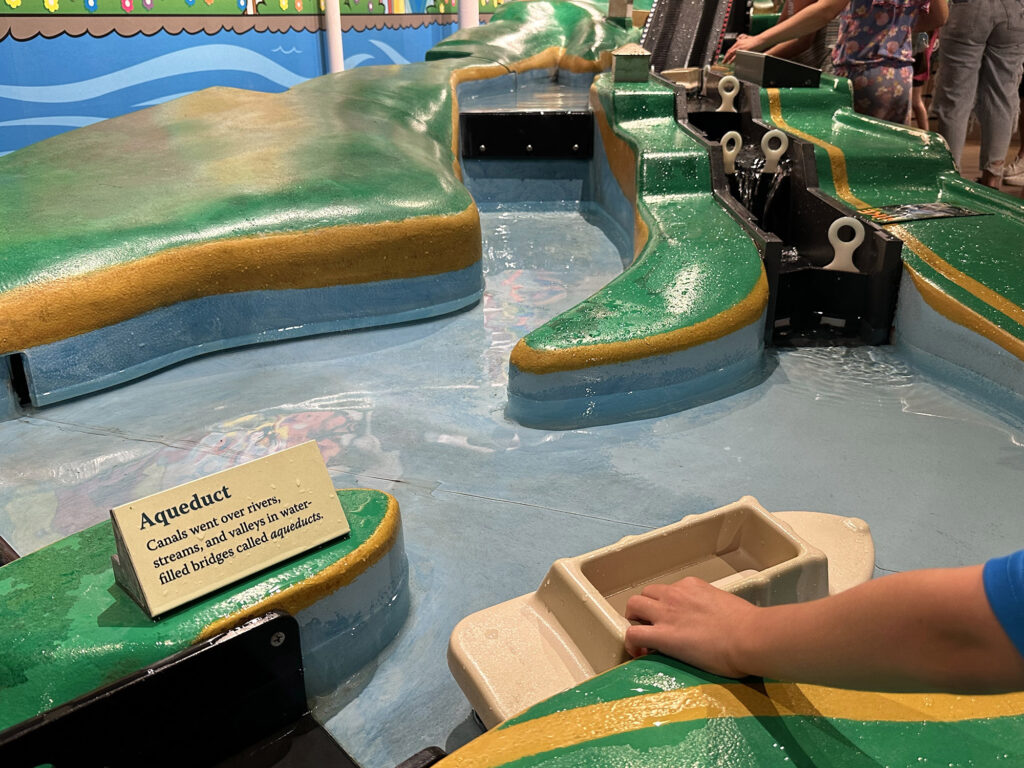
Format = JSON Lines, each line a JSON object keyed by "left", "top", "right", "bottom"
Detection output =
{"left": 448, "top": 495, "right": 874, "bottom": 728}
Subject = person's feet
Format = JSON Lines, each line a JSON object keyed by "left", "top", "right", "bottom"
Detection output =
{"left": 979, "top": 169, "right": 1002, "bottom": 189}
{"left": 1003, "top": 155, "right": 1024, "bottom": 187}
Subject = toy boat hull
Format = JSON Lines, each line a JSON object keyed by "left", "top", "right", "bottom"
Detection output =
{"left": 449, "top": 496, "right": 874, "bottom": 728}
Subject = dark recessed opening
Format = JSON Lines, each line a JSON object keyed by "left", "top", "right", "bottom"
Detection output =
{"left": 7, "top": 354, "right": 32, "bottom": 407}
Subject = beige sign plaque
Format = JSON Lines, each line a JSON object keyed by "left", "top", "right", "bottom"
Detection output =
{"left": 110, "top": 440, "right": 349, "bottom": 618}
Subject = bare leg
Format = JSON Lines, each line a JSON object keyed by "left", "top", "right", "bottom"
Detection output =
{"left": 911, "top": 84, "right": 929, "bottom": 130}
{"left": 980, "top": 169, "right": 1002, "bottom": 188}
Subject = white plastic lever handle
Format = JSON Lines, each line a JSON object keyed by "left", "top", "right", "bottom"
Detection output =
{"left": 721, "top": 131, "right": 742, "bottom": 174}
{"left": 716, "top": 75, "right": 739, "bottom": 113}
{"left": 761, "top": 129, "right": 789, "bottom": 174}
{"left": 824, "top": 216, "right": 865, "bottom": 273}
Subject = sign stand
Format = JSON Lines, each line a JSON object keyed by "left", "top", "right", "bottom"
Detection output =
{"left": 110, "top": 441, "right": 350, "bottom": 618}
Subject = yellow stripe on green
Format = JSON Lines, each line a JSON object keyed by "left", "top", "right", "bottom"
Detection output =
{"left": 765, "top": 88, "right": 870, "bottom": 211}
{"left": 443, "top": 680, "right": 1024, "bottom": 768}
{"left": 888, "top": 224, "right": 1024, "bottom": 333}
{"left": 765, "top": 87, "right": 1024, "bottom": 356}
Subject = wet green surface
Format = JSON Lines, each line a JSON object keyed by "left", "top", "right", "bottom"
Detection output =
{"left": 0, "top": 488, "right": 389, "bottom": 733}
{"left": 749, "top": 12, "right": 781, "bottom": 34}
{"left": 487, "top": 715, "right": 1024, "bottom": 767}
{"left": 0, "top": 0, "right": 635, "bottom": 298}
{"left": 520, "top": 76, "right": 764, "bottom": 353}
{"left": 500, "top": 654, "right": 736, "bottom": 725}
{"left": 477, "top": 655, "right": 1024, "bottom": 767}
{"left": 762, "top": 80, "right": 1024, "bottom": 345}
{"left": 0, "top": 64, "right": 469, "bottom": 294}
{"left": 427, "top": 0, "right": 635, "bottom": 64}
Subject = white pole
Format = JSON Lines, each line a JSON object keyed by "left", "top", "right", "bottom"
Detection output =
{"left": 325, "top": 0, "right": 345, "bottom": 73}
{"left": 458, "top": 0, "right": 479, "bottom": 29}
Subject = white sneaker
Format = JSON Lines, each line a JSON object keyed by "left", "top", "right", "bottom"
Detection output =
{"left": 1003, "top": 155, "right": 1024, "bottom": 186}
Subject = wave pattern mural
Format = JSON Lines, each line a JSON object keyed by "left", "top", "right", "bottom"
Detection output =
{"left": 0, "top": 22, "right": 457, "bottom": 154}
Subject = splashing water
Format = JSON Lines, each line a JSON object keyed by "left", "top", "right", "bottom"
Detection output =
{"left": 730, "top": 144, "right": 792, "bottom": 224}
{"left": 760, "top": 157, "right": 792, "bottom": 224}
{"left": 733, "top": 150, "right": 764, "bottom": 211}
{"left": 780, "top": 245, "right": 802, "bottom": 267}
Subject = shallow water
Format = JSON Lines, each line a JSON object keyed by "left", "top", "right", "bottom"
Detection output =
{"left": 1, "top": 208, "right": 1022, "bottom": 765}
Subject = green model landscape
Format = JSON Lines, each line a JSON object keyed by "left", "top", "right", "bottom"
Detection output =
{"left": 0, "top": 488, "right": 397, "bottom": 733}
{"left": 762, "top": 79, "right": 1024, "bottom": 354}
{"left": 0, "top": 0, "right": 633, "bottom": 300}
{"left": 0, "top": 0, "right": 637, "bottom": 732}
{"left": 4, "top": 0, "right": 1024, "bottom": 753}
{"left": 510, "top": 75, "right": 766, "bottom": 373}
{"left": 508, "top": 56, "right": 1024, "bottom": 413}
{"left": 437, "top": 653, "right": 1024, "bottom": 766}
{"left": 0, "top": 0, "right": 635, "bottom": 357}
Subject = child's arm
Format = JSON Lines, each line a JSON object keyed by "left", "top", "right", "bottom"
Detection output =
{"left": 764, "top": 0, "right": 822, "bottom": 61}
{"left": 624, "top": 566, "right": 1024, "bottom": 693}
{"left": 723, "top": 0, "right": 847, "bottom": 62}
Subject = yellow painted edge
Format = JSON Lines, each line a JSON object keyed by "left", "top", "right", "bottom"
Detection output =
{"left": 0, "top": 205, "right": 481, "bottom": 354}
{"left": 449, "top": 61, "right": 511, "bottom": 180}
{"left": 510, "top": 269, "right": 768, "bottom": 374}
{"left": 195, "top": 490, "right": 401, "bottom": 642}
{"left": 440, "top": 680, "right": 1024, "bottom": 768}
{"left": 768, "top": 681, "right": 1024, "bottom": 722}
{"left": 3, "top": 48, "right": 609, "bottom": 353}
{"left": 767, "top": 88, "right": 1024, "bottom": 349}
{"left": 904, "top": 265, "right": 1024, "bottom": 362}
{"left": 590, "top": 81, "right": 649, "bottom": 261}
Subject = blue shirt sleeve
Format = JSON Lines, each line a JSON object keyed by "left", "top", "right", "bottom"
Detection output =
{"left": 983, "top": 550, "right": 1024, "bottom": 657}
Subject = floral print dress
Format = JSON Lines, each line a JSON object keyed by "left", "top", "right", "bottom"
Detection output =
{"left": 832, "top": 0, "right": 931, "bottom": 122}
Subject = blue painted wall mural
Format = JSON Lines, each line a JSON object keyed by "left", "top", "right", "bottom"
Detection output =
{"left": 0, "top": 12, "right": 473, "bottom": 154}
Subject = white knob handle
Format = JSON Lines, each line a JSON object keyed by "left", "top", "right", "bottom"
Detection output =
{"left": 761, "top": 129, "right": 789, "bottom": 174}
{"left": 716, "top": 75, "right": 739, "bottom": 113}
{"left": 721, "top": 131, "right": 742, "bottom": 174}
{"left": 825, "top": 216, "right": 865, "bottom": 273}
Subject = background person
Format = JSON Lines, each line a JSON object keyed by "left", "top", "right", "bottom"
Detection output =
{"left": 1001, "top": 73, "right": 1024, "bottom": 186}
{"left": 725, "top": 0, "right": 948, "bottom": 124}
{"left": 764, "top": 0, "right": 840, "bottom": 71}
{"left": 910, "top": 30, "right": 939, "bottom": 129}
{"left": 931, "top": 0, "right": 1024, "bottom": 189}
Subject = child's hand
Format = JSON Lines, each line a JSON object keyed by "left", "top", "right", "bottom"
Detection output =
{"left": 624, "top": 577, "right": 757, "bottom": 678}
{"left": 724, "top": 33, "right": 767, "bottom": 63}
